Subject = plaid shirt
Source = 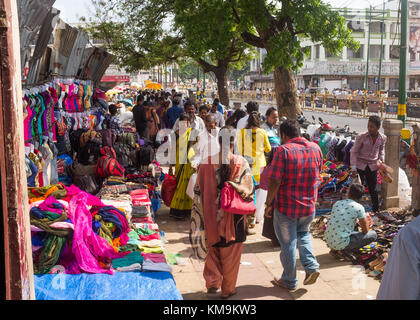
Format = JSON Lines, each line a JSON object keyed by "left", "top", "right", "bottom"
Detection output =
{"left": 267, "top": 137, "right": 323, "bottom": 219}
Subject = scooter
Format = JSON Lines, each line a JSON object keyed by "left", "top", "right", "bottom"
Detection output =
{"left": 318, "top": 117, "right": 333, "bottom": 131}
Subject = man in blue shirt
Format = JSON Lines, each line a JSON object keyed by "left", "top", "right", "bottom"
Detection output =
{"left": 212, "top": 98, "right": 225, "bottom": 115}
{"left": 261, "top": 107, "right": 280, "bottom": 148}
{"left": 376, "top": 215, "right": 420, "bottom": 300}
{"left": 165, "top": 96, "right": 184, "bottom": 129}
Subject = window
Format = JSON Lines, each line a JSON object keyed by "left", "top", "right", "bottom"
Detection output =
{"left": 369, "top": 45, "right": 384, "bottom": 59}
{"left": 325, "top": 48, "right": 341, "bottom": 59}
{"left": 390, "top": 45, "right": 400, "bottom": 59}
{"left": 389, "top": 78, "right": 399, "bottom": 90}
{"left": 369, "top": 21, "right": 382, "bottom": 33}
{"left": 347, "top": 45, "right": 364, "bottom": 59}
{"left": 410, "top": 51, "right": 416, "bottom": 62}
{"left": 390, "top": 23, "right": 399, "bottom": 34}
{"left": 315, "top": 45, "right": 320, "bottom": 59}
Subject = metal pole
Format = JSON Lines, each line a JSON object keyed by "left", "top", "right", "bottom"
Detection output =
{"left": 365, "top": 6, "right": 372, "bottom": 91}
{"left": 398, "top": 0, "right": 408, "bottom": 127}
{"left": 377, "top": 1, "right": 385, "bottom": 95}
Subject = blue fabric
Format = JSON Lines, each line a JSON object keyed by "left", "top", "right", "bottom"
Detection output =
{"left": 217, "top": 103, "right": 225, "bottom": 114}
{"left": 30, "top": 207, "right": 47, "bottom": 219}
{"left": 27, "top": 156, "right": 38, "bottom": 187}
{"left": 165, "top": 105, "right": 184, "bottom": 129}
{"left": 377, "top": 215, "right": 420, "bottom": 300}
{"left": 95, "top": 206, "right": 126, "bottom": 238}
{"left": 273, "top": 209, "right": 319, "bottom": 290}
{"left": 34, "top": 272, "right": 183, "bottom": 300}
{"left": 57, "top": 154, "right": 73, "bottom": 165}
{"left": 32, "top": 232, "right": 46, "bottom": 247}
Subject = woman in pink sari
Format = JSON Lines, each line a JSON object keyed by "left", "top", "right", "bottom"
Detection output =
{"left": 197, "top": 126, "right": 255, "bottom": 299}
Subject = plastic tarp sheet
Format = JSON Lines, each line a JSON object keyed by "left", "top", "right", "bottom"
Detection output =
{"left": 35, "top": 271, "right": 183, "bottom": 300}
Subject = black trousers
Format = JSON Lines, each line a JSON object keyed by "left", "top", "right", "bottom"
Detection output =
{"left": 357, "top": 166, "right": 379, "bottom": 213}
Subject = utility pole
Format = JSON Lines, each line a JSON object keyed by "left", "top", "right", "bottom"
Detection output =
{"left": 377, "top": 1, "right": 385, "bottom": 95}
{"left": 365, "top": 5, "right": 372, "bottom": 92}
{"left": 398, "top": 0, "right": 408, "bottom": 127}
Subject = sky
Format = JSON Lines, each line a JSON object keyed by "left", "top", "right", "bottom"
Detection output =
{"left": 53, "top": 0, "right": 388, "bottom": 23}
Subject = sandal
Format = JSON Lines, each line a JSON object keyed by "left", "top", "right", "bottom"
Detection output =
{"left": 272, "top": 278, "right": 297, "bottom": 291}
{"left": 207, "top": 287, "right": 218, "bottom": 294}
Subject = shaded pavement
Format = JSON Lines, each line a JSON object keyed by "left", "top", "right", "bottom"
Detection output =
{"left": 155, "top": 206, "right": 381, "bottom": 300}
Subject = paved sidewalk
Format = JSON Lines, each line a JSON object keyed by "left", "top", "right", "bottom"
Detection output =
{"left": 155, "top": 206, "right": 380, "bottom": 300}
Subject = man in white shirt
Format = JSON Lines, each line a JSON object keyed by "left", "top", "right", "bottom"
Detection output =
{"left": 172, "top": 100, "right": 205, "bottom": 135}
{"left": 210, "top": 100, "right": 225, "bottom": 128}
{"left": 236, "top": 101, "right": 259, "bottom": 130}
{"left": 191, "top": 114, "right": 220, "bottom": 169}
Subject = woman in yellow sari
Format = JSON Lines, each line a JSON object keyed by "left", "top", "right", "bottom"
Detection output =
{"left": 169, "top": 113, "right": 196, "bottom": 220}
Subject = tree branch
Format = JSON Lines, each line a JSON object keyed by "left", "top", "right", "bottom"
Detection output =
{"left": 196, "top": 58, "right": 217, "bottom": 73}
{"left": 241, "top": 31, "right": 265, "bottom": 48}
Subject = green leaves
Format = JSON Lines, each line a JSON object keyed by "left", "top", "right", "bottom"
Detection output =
{"left": 234, "top": 0, "right": 359, "bottom": 73}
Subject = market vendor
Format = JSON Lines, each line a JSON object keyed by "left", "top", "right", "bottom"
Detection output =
{"left": 350, "top": 116, "right": 386, "bottom": 214}
{"left": 325, "top": 183, "right": 377, "bottom": 259}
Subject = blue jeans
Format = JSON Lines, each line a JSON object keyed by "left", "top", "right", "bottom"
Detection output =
{"left": 343, "top": 231, "right": 377, "bottom": 253}
{"left": 273, "top": 209, "right": 320, "bottom": 289}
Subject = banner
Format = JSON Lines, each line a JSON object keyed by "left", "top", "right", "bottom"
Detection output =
{"left": 101, "top": 75, "right": 130, "bottom": 82}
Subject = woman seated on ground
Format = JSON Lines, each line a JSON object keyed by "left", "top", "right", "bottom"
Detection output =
{"left": 198, "top": 125, "right": 254, "bottom": 299}
{"left": 325, "top": 183, "right": 377, "bottom": 260}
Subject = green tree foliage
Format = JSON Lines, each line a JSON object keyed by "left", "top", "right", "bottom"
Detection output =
{"left": 230, "top": 0, "right": 359, "bottom": 118}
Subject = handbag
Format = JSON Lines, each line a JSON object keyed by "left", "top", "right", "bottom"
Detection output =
{"left": 220, "top": 182, "right": 256, "bottom": 215}
{"left": 161, "top": 174, "right": 178, "bottom": 207}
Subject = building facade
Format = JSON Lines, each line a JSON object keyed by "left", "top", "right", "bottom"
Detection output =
{"left": 247, "top": 0, "right": 420, "bottom": 92}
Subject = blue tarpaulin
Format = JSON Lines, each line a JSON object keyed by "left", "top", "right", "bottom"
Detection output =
{"left": 35, "top": 271, "right": 183, "bottom": 300}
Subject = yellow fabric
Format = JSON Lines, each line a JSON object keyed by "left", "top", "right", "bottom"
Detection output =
{"left": 170, "top": 128, "right": 196, "bottom": 211}
{"left": 238, "top": 128, "right": 271, "bottom": 182}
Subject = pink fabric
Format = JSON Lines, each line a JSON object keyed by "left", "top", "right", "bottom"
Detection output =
{"left": 62, "top": 186, "right": 126, "bottom": 275}
{"left": 141, "top": 253, "right": 166, "bottom": 263}
{"left": 139, "top": 233, "right": 160, "bottom": 241}
{"left": 38, "top": 196, "right": 65, "bottom": 214}
{"left": 49, "top": 87, "right": 57, "bottom": 141}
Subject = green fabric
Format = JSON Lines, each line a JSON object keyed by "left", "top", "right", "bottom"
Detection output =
{"left": 42, "top": 211, "right": 62, "bottom": 221}
{"left": 128, "top": 231, "right": 140, "bottom": 240}
{"left": 112, "top": 251, "right": 144, "bottom": 269}
{"left": 118, "top": 244, "right": 139, "bottom": 252}
{"left": 165, "top": 253, "right": 181, "bottom": 265}
{"left": 27, "top": 184, "right": 67, "bottom": 199}
{"left": 134, "top": 227, "right": 158, "bottom": 236}
{"left": 30, "top": 214, "right": 72, "bottom": 237}
{"left": 34, "top": 234, "right": 67, "bottom": 274}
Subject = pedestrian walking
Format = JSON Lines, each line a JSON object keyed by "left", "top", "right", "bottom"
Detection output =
{"left": 350, "top": 116, "right": 387, "bottom": 213}
{"left": 198, "top": 126, "right": 254, "bottom": 299}
{"left": 265, "top": 120, "right": 322, "bottom": 291}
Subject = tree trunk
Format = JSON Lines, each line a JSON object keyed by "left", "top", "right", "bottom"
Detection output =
{"left": 214, "top": 67, "right": 229, "bottom": 106}
{"left": 273, "top": 66, "right": 301, "bottom": 119}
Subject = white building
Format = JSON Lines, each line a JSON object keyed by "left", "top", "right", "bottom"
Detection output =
{"left": 248, "top": 0, "right": 420, "bottom": 92}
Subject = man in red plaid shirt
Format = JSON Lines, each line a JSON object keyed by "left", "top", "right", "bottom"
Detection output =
{"left": 265, "top": 120, "right": 323, "bottom": 291}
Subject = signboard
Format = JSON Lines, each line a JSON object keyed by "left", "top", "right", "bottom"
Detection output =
{"left": 314, "top": 97, "right": 323, "bottom": 108}
{"left": 351, "top": 100, "right": 363, "bottom": 112}
{"left": 101, "top": 75, "right": 130, "bottom": 82}
{"left": 407, "top": 105, "right": 420, "bottom": 118}
{"left": 366, "top": 101, "right": 380, "bottom": 113}
{"left": 386, "top": 104, "right": 398, "bottom": 114}
{"left": 325, "top": 97, "right": 335, "bottom": 109}
{"left": 337, "top": 99, "right": 348, "bottom": 110}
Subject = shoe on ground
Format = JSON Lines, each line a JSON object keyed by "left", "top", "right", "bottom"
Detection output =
{"left": 272, "top": 278, "right": 297, "bottom": 291}
{"left": 207, "top": 287, "right": 218, "bottom": 294}
{"left": 303, "top": 270, "right": 320, "bottom": 285}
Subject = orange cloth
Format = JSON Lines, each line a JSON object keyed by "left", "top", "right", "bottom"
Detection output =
{"left": 203, "top": 243, "right": 243, "bottom": 296}
{"left": 112, "top": 237, "right": 121, "bottom": 252}
{"left": 29, "top": 185, "right": 59, "bottom": 204}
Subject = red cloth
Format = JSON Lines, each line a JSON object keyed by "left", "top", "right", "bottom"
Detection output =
{"left": 267, "top": 137, "right": 323, "bottom": 218}
{"left": 141, "top": 253, "right": 166, "bottom": 263}
{"left": 139, "top": 233, "right": 160, "bottom": 241}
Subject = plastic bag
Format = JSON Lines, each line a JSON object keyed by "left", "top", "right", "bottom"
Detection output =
{"left": 186, "top": 173, "right": 197, "bottom": 200}
{"left": 255, "top": 189, "right": 268, "bottom": 223}
{"left": 398, "top": 168, "right": 412, "bottom": 208}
